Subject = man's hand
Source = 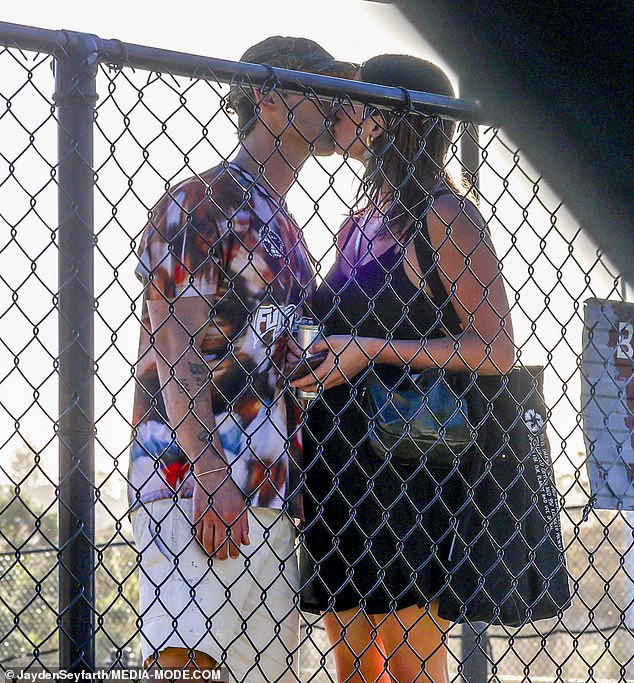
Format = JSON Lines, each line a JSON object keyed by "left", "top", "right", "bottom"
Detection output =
{"left": 193, "top": 472, "right": 250, "bottom": 560}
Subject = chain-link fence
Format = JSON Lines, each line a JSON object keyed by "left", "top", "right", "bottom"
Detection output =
{"left": 1, "top": 20, "right": 633, "bottom": 683}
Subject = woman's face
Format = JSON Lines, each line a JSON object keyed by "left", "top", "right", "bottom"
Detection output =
{"left": 332, "top": 72, "right": 378, "bottom": 162}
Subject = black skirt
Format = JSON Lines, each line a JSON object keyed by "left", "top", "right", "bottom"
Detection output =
{"left": 300, "top": 388, "right": 463, "bottom": 615}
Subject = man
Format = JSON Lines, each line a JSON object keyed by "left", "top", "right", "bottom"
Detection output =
{"left": 129, "top": 36, "right": 353, "bottom": 680}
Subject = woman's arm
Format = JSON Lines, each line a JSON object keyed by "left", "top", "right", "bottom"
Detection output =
{"left": 413, "top": 192, "right": 514, "bottom": 372}
{"left": 291, "top": 194, "right": 515, "bottom": 392}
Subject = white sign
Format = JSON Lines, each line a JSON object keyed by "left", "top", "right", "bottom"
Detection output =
{"left": 582, "top": 298, "right": 634, "bottom": 510}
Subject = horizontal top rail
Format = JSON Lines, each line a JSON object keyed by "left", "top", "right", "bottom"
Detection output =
{"left": 0, "top": 20, "right": 67, "bottom": 53}
{"left": 0, "top": 19, "right": 486, "bottom": 123}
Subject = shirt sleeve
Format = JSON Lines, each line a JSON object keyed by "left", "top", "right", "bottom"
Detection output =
{"left": 136, "top": 182, "right": 224, "bottom": 301}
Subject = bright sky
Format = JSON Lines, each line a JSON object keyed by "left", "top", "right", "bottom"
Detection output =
{"left": 2, "top": 0, "right": 451, "bottom": 78}
{"left": 0, "top": 0, "right": 463, "bottom": 274}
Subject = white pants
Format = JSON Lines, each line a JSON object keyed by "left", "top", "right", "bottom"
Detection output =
{"left": 132, "top": 499, "right": 300, "bottom": 682}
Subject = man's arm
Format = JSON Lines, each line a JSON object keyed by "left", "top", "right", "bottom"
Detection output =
{"left": 147, "top": 295, "right": 249, "bottom": 560}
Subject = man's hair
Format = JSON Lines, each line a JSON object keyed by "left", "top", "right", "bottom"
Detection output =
{"left": 227, "top": 36, "right": 356, "bottom": 137}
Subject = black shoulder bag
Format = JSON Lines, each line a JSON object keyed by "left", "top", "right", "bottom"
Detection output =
{"left": 414, "top": 226, "right": 572, "bottom": 627}
{"left": 438, "top": 362, "right": 572, "bottom": 626}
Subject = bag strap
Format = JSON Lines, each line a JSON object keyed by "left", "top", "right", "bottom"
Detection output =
{"left": 412, "top": 192, "right": 463, "bottom": 337}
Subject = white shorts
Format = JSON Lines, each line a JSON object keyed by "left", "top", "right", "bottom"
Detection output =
{"left": 132, "top": 499, "right": 300, "bottom": 682}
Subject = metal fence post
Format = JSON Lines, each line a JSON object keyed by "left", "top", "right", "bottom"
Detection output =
{"left": 460, "top": 623, "right": 489, "bottom": 683}
{"left": 460, "top": 122, "right": 481, "bottom": 196}
{"left": 55, "top": 31, "right": 99, "bottom": 671}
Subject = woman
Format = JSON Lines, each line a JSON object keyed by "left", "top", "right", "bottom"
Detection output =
{"left": 293, "top": 54, "right": 515, "bottom": 682}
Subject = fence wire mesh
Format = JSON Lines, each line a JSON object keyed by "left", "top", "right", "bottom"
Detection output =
{"left": 1, "top": 23, "right": 633, "bottom": 683}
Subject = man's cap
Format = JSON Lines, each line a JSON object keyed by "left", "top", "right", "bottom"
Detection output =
{"left": 240, "top": 36, "right": 357, "bottom": 78}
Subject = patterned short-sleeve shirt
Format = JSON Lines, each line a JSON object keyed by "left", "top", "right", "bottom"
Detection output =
{"left": 129, "top": 164, "right": 314, "bottom": 516}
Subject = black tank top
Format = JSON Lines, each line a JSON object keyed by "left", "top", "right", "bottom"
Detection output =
{"left": 310, "top": 214, "right": 448, "bottom": 421}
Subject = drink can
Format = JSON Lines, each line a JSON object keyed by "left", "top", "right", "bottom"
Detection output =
{"left": 296, "top": 322, "right": 320, "bottom": 400}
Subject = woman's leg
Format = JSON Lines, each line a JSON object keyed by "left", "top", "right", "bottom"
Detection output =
{"left": 322, "top": 608, "right": 391, "bottom": 683}
{"left": 374, "top": 602, "right": 451, "bottom": 683}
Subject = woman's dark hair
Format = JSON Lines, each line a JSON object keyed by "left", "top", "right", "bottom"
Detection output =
{"left": 358, "top": 54, "right": 461, "bottom": 233}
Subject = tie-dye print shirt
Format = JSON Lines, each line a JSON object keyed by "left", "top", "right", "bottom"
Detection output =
{"left": 129, "top": 165, "right": 314, "bottom": 516}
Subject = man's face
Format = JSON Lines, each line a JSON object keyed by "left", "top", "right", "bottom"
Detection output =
{"left": 332, "top": 101, "right": 375, "bottom": 162}
{"left": 272, "top": 91, "right": 336, "bottom": 158}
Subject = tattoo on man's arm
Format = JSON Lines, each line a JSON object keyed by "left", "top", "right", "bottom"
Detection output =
{"left": 176, "top": 378, "right": 191, "bottom": 394}
{"left": 189, "top": 361, "right": 209, "bottom": 388}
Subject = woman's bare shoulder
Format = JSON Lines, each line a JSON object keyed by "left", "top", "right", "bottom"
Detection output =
{"left": 431, "top": 190, "right": 483, "bottom": 221}
{"left": 427, "top": 191, "right": 487, "bottom": 246}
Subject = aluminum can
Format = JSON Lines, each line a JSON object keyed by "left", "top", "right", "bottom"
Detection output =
{"left": 296, "top": 322, "right": 320, "bottom": 400}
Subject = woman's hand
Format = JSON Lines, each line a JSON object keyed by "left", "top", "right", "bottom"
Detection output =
{"left": 290, "top": 334, "right": 377, "bottom": 391}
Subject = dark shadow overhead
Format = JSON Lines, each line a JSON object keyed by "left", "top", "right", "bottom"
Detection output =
{"left": 373, "top": 0, "right": 634, "bottom": 286}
